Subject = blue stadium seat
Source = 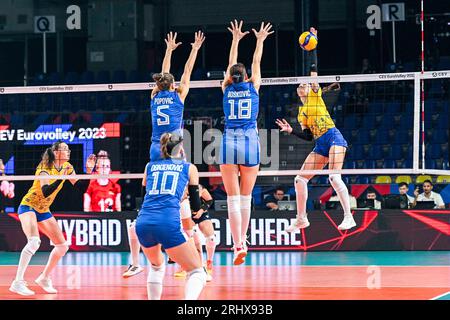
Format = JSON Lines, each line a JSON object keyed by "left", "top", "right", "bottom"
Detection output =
{"left": 112, "top": 70, "right": 126, "bottom": 83}
{"left": 385, "top": 102, "right": 401, "bottom": 114}
{"left": 386, "top": 144, "right": 404, "bottom": 160}
{"left": 430, "top": 130, "right": 448, "bottom": 144}
{"left": 427, "top": 144, "right": 442, "bottom": 159}
{"left": 436, "top": 116, "right": 448, "bottom": 129}
{"left": 377, "top": 116, "right": 395, "bottom": 130}
{"left": 398, "top": 114, "right": 414, "bottom": 129}
{"left": 348, "top": 145, "right": 365, "bottom": 160}
{"left": 343, "top": 115, "right": 359, "bottom": 130}
{"left": 64, "top": 72, "right": 79, "bottom": 85}
{"left": 361, "top": 115, "right": 377, "bottom": 130}
{"left": 48, "top": 72, "right": 63, "bottom": 85}
{"left": 384, "top": 159, "right": 396, "bottom": 168}
{"left": 96, "top": 70, "right": 110, "bottom": 84}
{"left": 402, "top": 159, "right": 413, "bottom": 168}
{"left": 364, "top": 160, "right": 376, "bottom": 169}
{"left": 354, "top": 130, "right": 371, "bottom": 144}
{"left": 374, "top": 130, "right": 391, "bottom": 144}
{"left": 443, "top": 160, "right": 450, "bottom": 170}
{"left": 367, "top": 144, "right": 384, "bottom": 159}
{"left": 393, "top": 130, "right": 410, "bottom": 144}
{"left": 356, "top": 176, "right": 370, "bottom": 184}
{"left": 367, "top": 102, "right": 383, "bottom": 114}
{"left": 343, "top": 161, "right": 356, "bottom": 169}
{"left": 80, "top": 71, "right": 94, "bottom": 84}
{"left": 425, "top": 159, "right": 436, "bottom": 169}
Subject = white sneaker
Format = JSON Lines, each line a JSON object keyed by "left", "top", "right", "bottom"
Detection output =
{"left": 338, "top": 214, "right": 357, "bottom": 230}
{"left": 35, "top": 274, "right": 57, "bottom": 294}
{"left": 233, "top": 247, "right": 247, "bottom": 266}
{"left": 286, "top": 214, "right": 310, "bottom": 233}
{"left": 9, "top": 280, "right": 35, "bottom": 296}
{"left": 122, "top": 265, "right": 144, "bottom": 278}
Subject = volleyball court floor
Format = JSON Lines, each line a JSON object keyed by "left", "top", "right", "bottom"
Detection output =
{"left": 0, "top": 251, "right": 449, "bottom": 300}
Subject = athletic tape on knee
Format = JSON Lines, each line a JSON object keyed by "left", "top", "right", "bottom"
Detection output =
{"left": 147, "top": 263, "right": 166, "bottom": 284}
{"left": 227, "top": 195, "right": 241, "bottom": 215}
{"left": 240, "top": 195, "right": 252, "bottom": 210}
{"left": 24, "top": 236, "right": 41, "bottom": 255}
{"left": 54, "top": 242, "right": 69, "bottom": 257}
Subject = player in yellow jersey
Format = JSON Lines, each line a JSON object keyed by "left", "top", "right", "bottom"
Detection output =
{"left": 10, "top": 141, "right": 96, "bottom": 296}
{"left": 276, "top": 27, "right": 356, "bottom": 232}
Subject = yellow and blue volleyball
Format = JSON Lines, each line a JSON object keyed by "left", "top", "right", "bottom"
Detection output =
{"left": 299, "top": 31, "right": 318, "bottom": 51}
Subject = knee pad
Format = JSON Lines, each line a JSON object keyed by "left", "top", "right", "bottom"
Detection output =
{"left": 147, "top": 263, "right": 166, "bottom": 284}
{"left": 240, "top": 195, "right": 252, "bottom": 210}
{"left": 329, "top": 174, "right": 345, "bottom": 189}
{"left": 54, "top": 242, "right": 69, "bottom": 257}
{"left": 295, "top": 175, "right": 309, "bottom": 184}
{"left": 205, "top": 235, "right": 216, "bottom": 249}
{"left": 128, "top": 221, "right": 138, "bottom": 240}
{"left": 227, "top": 195, "right": 241, "bottom": 214}
{"left": 25, "top": 236, "right": 41, "bottom": 255}
{"left": 180, "top": 199, "right": 192, "bottom": 220}
{"left": 187, "top": 267, "right": 206, "bottom": 284}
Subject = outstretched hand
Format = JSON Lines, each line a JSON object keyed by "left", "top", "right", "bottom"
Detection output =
{"left": 310, "top": 27, "right": 318, "bottom": 37}
{"left": 165, "top": 31, "right": 182, "bottom": 51}
{"left": 228, "top": 19, "right": 249, "bottom": 41}
{"left": 275, "top": 119, "right": 293, "bottom": 134}
{"left": 191, "top": 31, "right": 205, "bottom": 50}
{"left": 252, "top": 22, "right": 274, "bottom": 41}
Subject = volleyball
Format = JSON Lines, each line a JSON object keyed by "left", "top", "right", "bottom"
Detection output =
{"left": 299, "top": 31, "right": 318, "bottom": 51}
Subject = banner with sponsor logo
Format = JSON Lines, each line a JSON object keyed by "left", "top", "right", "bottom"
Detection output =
{"left": 1, "top": 209, "right": 449, "bottom": 252}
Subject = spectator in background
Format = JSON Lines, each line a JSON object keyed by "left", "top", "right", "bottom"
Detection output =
{"left": 264, "top": 186, "right": 286, "bottom": 211}
{"left": 398, "top": 182, "right": 415, "bottom": 208}
{"left": 365, "top": 190, "right": 382, "bottom": 209}
{"left": 84, "top": 151, "right": 121, "bottom": 212}
{"left": 413, "top": 180, "right": 445, "bottom": 209}
{"left": 328, "top": 191, "right": 357, "bottom": 210}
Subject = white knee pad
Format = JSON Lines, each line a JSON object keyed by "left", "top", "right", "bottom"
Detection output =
{"left": 180, "top": 199, "right": 192, "bottom": 220}
{"left": 187, "top": 267, "right": 207, "bottom": 284}
{"left": 24, "top": 236, "right": 41, "bottom": 255}
{"left": 227, "top": 195, "right": 241, "bottom": 215}
{"left": 205, "top": 235, "right": 216, "bottom": 249}
{"left": 295, "top": 175, "right": 309, "bottom": 183}
{"left": 128, "top": 220, "right": 138, "bottom": 240}
{"left": 54, "top": 242, "right": 69, "bottom": 257}
{"left": 147, "top": 263, "right": 166, "bottom": 284}
{"left": 329, "top": 174, "right": 345, "bottom": 191}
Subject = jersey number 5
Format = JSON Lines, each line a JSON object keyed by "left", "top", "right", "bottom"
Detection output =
{"left": 228, "top": 99, "right": 251, "bottom": 120}
{"left": 148, "top": 171, "right": 179, "bottom": 196}
{"left": 157, "top": 105, "right": 170, "bottom": 125}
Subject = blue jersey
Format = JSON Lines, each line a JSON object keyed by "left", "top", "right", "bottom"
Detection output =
{"left": 141, "top": 158, "right": 190, "bottom": 213}
{"left": 150, "top": 90, "right": 184, "bottom": 143}
{"left": 223, "top": 82, "right": 259, "bottom": 130}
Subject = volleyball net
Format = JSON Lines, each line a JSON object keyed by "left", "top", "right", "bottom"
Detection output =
{"left": 0, "top": 70, "right": 449, "bottom": 211}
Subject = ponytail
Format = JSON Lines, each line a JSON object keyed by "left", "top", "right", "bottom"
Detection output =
{"left": 39, "top": 141, "right": 63, "bottom": 169}
{"left": 152, "top": 72, "right": 174, "bottom": 91}
{"left": 160, "top": 132, "right": 183, "bottom": 159}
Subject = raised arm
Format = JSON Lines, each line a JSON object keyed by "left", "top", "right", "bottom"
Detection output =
{"left": 177, "top": 31, "right": 205, "bottom": 102}
{"left": 250, "top": 22, "right": 274, "bottom": 91}
{"left": 307, "top": 27, "right": 320, "bottom": 92}
{"left": 222, "top": 20, "right": 249, "bottom": 92}
{"left": 162, "top": 32, "right": 182, "bottom": 74}
{"left": 152, "top": 32, "right": 182, "bottom": 98}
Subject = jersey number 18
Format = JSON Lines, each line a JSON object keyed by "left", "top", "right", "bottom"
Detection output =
{"left": 228, "top": 99, "right": 251, "bottom": 120}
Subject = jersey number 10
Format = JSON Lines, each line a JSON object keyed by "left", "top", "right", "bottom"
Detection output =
{"left": 148, "top": 171, "right": 179, "bottom": 196}
{"left": 228, "top": 99, "right": 252, "bottom": 120}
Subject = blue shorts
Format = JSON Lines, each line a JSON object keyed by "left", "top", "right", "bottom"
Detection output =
{"left": 313, "top": 127, "right": 348, "bottom": 157}
{"left": 135, "top": 211, "right": 187, "bottom": 249}
{"left": 18, "top": 205, "right": 53, "bottom": 222}
{"left": 219, "top": 128, "right": 260, "bottom": 167}
{"left": 150, "top": 142, "right": 163, "bottom": 162}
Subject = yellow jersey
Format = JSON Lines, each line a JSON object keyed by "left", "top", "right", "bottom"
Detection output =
{"left": 20, "top": 162, "right": 72, "bottom": 213}
{"left": 297, "top": 87, "right": 335, "bottom": 138}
